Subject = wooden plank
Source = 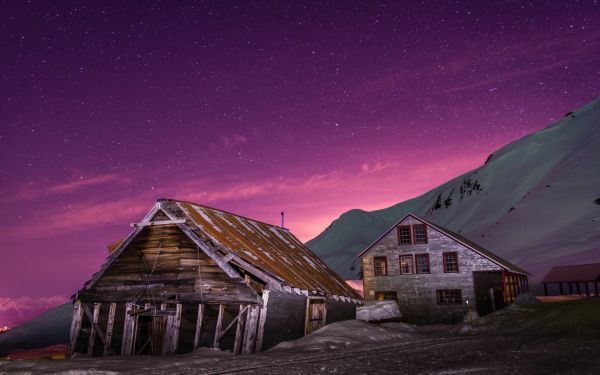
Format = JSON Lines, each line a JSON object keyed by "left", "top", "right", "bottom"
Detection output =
{"left": 68, "top": 301, "right": 84, "bottom": 357}
{"left": 212, "top": 304, "right": 225, "bottom": 349}
{"left": 103, "top": 303, "right": 116, "bottom": 356}
{"left": 254, "top": 291, "right": 270, "bottom": 352}
{"left": 193, "top": 304, "right": 204, "bottom": 349}
{"left": 233, "top": 305, "right": 246, "bottom": 354}
{"left": 87, "top": 303, "right": 101, "bottom": 356}
{"left": 242, "top": 305, "right": 260, "bottom": 354}
{"left": 171, "top": 303, "right": 182, "bottom": 354}
{"left": 121, "top": 302, "right": 135, "bottom": 355}
{"left": 131, "top": 219, "right": 186, "bottom": 227}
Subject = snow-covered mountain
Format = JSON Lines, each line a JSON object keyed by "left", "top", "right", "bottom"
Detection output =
{"left": 307, "top": 97, "right": 600, "bottom": 282}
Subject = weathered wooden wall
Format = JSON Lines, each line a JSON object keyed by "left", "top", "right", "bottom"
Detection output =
{"left": 362, "top": 216, "right": 502, "bottom": 323}
{"left": 325, "top": 297, "right": 356, "bottom": 324}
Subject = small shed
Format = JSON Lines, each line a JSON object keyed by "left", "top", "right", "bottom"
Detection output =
{"left": 358, "top": 213, "right": 529, "bottom": 323}
{"left": 69, "top": 199, "right": 361, "bottom": 357}
{"left": 541, "top": 263, "right": 600, "bottom": 296}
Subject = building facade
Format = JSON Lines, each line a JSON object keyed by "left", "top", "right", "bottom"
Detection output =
{"left": 358, "top": 213, "right": 528, "bottom": 323}
{"left": 69, "top": 199, "right": 361, "bottom": 357}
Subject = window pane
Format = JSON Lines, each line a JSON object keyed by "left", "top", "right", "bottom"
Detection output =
{"left": 436, "top": 289, "right": 462, "bottom": 305}
{"left": 400, "top": 256, "right": 413, "bottom": 274}
{"left": 398, "top": 226, "right": 412, "bottom": 245}
{"left": 413, "top": 224, "right": 428, "bottom": 244}
{"left": 375, "top": 291, "right": 398, "bottom": 300}
{"left": 443, "top": 252, "right": 459, "bottom": 272}
{"left": 374, "top": 257, "right": 388, "bottom": 276}
{"left": 415, "top": 254, "right": 430, "bottom": 273}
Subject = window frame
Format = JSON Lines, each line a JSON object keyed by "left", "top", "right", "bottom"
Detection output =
{"left": 436, "top": 289, "right": 463, "bottom": 305}
{"left": 399, "top": 255, "right": 414, "bottom": 275}
{"left": 414, "top": 253, "right": 430, "bottom": 274}
{"left": 442, "top": 252, "right": 459, "bottom": 273}
{"left": 373, "top": 256, "right": 388, "bottom": 276}
{"left": 397, "top": 225, "right": 412, "bottom": 245}
{"left": 412, "top": 224, "right": 428, "bottom": 244}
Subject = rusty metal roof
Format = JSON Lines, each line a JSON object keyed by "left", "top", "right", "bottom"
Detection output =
{"left": 162, "top": 199, "right": 360, "bottom": 299}
{"left": 541, "top": 263, "right": 600, "bottom": 283}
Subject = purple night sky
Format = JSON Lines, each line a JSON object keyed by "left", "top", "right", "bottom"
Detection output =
{"left": 1, "top": 1, "right": 599, "bottom": 326}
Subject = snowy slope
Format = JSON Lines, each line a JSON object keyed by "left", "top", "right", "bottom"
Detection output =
{"left": 0, "top": 303, "right": 71, "bottom": 356}
{"left": 307, "top": 96, "right": 600, "bottom": 282}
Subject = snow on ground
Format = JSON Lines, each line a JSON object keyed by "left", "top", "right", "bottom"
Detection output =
{"left": 269, "top": 319, "right": 415, "bottom": 352}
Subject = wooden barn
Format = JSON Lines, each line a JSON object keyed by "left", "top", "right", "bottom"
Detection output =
{"left": 69, "top": 199, "right": 361, "bottom": 357}
{"left": 541, "top": 263, "right": 600, "bottom": 296}
{"left": 357, "top": 213, "right": 529, "bottom": 323}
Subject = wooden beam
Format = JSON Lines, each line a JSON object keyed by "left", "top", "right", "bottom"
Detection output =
{"left": 163, "top": 303, "right": 182, "bottom": 354}
{"left": 254, "top": 290, "right": 270, "bottom": 352}
{"left": 130, "top": 219, "right": 186, "bottom": 228}
{"left": 103, "top": 303, "right": 116, "bottom": 356}
{"left": 233, "top": 305, "right": 246, "bottom": 354}
{"left": 193, "top": 304, "right": 204, "bottom": 349}
{"left": 121, "top": 302, "right": 136, "bottom": 355}
{"left": 218, "top": 305, "right": 250, "bottom": 341}
{"left": 543, "top": 282, "right": 548, "bottom": 296}
{"left": 213, "top": 304, "right": 225, "bottom": 349}
{"left": 68, "top": 301, "right": 84, "bottom": 357}
{"left": 86, "top": 303, "right": 101, "bottom": 356}
{"left": 242, "top": 305, "right": 260, "bottom": 354}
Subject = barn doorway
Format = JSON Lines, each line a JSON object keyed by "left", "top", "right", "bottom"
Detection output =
{"left": 134, "top": 315, "right": 167, "bottom": 355}
{"left": 305, "top": 297, "right": 327, "bottom": 335}
{"left": 473, "top": 271, "right": 504, "bottom": 316}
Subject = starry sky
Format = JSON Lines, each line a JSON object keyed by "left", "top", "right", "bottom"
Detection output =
{"left": 1, "top": 1, "right": 599, "bottom": 326}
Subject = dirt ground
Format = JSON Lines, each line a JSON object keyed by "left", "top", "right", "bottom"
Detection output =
{"left": 1, "top": 297, "right": 599, "bottom": 374}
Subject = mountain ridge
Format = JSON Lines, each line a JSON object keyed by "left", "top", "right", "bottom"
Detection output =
{"left": 306, "top": 96, "right": 600, "bottom": 282}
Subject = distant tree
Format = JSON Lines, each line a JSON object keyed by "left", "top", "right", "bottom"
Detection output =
{"left": 485, "top": 154, "right": 493, "bottom": 164}
{"left": 444, "top": 196, "right": 452, "bottom": 208}
{"left": 595, "top": 197, "right": 600, "bottom": 205}
{"left": 434, "top": 194, "right": 442, "bottom": 210}
{"left": 565, "top": 111, "right": 574, "bottom": 117}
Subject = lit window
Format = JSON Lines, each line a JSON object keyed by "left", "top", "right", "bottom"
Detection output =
{"left": 400, "top": 255, "right": 413, "bottom": 274}
{"left": 415, "top": 254, "right": 430, "bottom": 274}
{"left": 413, "top": 224, "right": 428, "bottom": 244}
{"left": 375, "top": 291, "right": 398, "bottom": 300}
{"left": 373, "top": 256, "right": 388, "bottom": 276}
{"left": 443, "top": 252, "right": 459, "bottom": 273}
{"left": 437, "top": 289, "right": 462, "bottom": 305}
{"left": 397, "top": 226, "right": 411, "bottom": 245}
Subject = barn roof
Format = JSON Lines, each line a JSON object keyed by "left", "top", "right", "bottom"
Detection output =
{"left": 541, "top": 263, "right": 600, "bottom": 283}
{"left": 89, "top": 199, "right": 360, "bottom": 300}
{"left": 357, "top": 213, "right": 528, "bottom": 275}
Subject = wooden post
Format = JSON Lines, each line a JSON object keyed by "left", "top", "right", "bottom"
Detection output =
{"left": 68, "top": 301, "right": 84, "bottom": 357}
{"left": 502, "top": 270, "right": 507, "bottom": 303}
{"left": 559, "top": 282, "right": 564, "bottom": 295}
{"left": 193, "top": 304, "right": 204, "bottom": 349}
{"left": 568, "top": 282, "right": 573, "bottom": 295}
{"left": 233, "top": 305, "right": 246, "bottom": 354}
{"left": 86, "top": 303, "right": 101, "bottom": 356}
{"left": 255, "top": 290, "right": 270, "bottom": 353}
{"left": 576, "top": 282, "right": 581, "bottom": 295}
{"left": 103, "top": 303, "right": 117, "bottom": 356}
{"left": 543, "top": 283, "right": 548, "bottom": 296}
{"left": 122, "top": 302, "right": 135, "bottom": 355}
{"left": 213, "top": 304, "right": 225, "bottom": 349}
{"left": 525, "top": 277, "right": 529, "bottom": 292}
{"left": 595, "top": 281, "right": 599, "bottom": 296}
{"left": 585, "top": 282, "right": 590, "bottom": 296}
{"left": 242, "top": 305, "right": 260, "bottom": 354}
{"left": 164, "top": 303, "right": 182, "bottom": 354}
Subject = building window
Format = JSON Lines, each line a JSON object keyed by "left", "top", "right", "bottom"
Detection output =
{"left": 399, "top": 255, "right": 413, "bottom": 274}
{"left": 375, "top": 291, "right": 398, "bottom": 301}
{"left": 443, "top": 252, "right": 459, "bottom": 273}
{"left": 437, "top": 289, "right": 462, "bottom": 305}
{"left": 373, "top": 256, "right": 388, "bottom": 276}
{"left": 415, "top": 254, "right": 430, "bottom": 274}
{"left": 413, "top": 224, "right": 428, "bottom": 244}
{"left": 397, "top": 226, "right": 412, "bottom": 245}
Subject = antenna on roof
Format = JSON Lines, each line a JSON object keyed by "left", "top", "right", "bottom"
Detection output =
{"left": 281, "top": 211, "right": 285, "bottom": 228}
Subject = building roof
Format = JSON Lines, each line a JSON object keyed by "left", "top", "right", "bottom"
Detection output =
{"left": 357, "top": 213, "right": 528, "bottom": 275}
{"left": 89, "top": 199, "right": 361, "bottom": 300}
{"left": 541, "top": 263, "right": 600, "bottom": 283}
